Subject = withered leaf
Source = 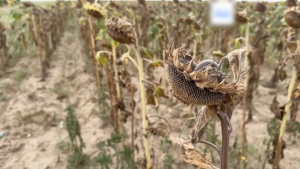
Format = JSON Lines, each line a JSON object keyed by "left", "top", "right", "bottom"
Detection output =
{"left": 141, "top": 47, "right": 153, "bottom": 59}
{"left": 270, "top": 95, "right": 279, "bottom": 114}
{"left": 95, "top": 53, "right": 108, "bottom": 66}
{"left": 212, "top": 50, "right": 224, "bottom": 57}
{"left": 293, "top": 84, "right": 300, "bottom": 99}
{"left": 130, "top": 99, "right": 136, "bottom": 110}
{"left": 181, "top": 148, "right": 219, "bottom": 169}
{"left": 127, "top": 83, "right": 138, "bottom": 94}
{"left": 121, "top": 69, "right": 130, "bottom": 80}
{"left": 145, "top": 122, "right": 170, "bottom": 137}
{"left": 146, "top": 87, "right": 156, "bottom": 105}
{"left": 278, "top": 69, "right": 287, "bottom": 81}
{"left": 147, "top": 60, "right": 165, "bottom": 70}
{"left": 154, "top": 85, "right": 169, "bottom": 98}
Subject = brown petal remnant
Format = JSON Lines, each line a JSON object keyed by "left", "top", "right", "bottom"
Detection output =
{"left": 284, "top": 7, "right": 300, "bottom": 29}
{"left": 83, "top": 2, "right": 107, "bottom": 19}
{"left": 105, "top": 17, "right": 136, "bottom": 44}
{"left": 254, "top": 2, "right": 266, "bottom": 13}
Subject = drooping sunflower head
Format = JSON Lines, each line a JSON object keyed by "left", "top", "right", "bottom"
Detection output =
{"left": 254, "top": 2, "right": 266, "bottom": 13}
{"left": 83, "top": 2, "right": 107, "bottom": 19}
{"left": 166, "top": 41, "right": 246, "bottom": 107}
{"left": 284, "top": 7, "right": 300, "bottom": 29}
{"left": 105, "top": 17, "right": 135, "bottom": 44}
{"left": 236, "top": 12, "right": 248, "bottom": 24}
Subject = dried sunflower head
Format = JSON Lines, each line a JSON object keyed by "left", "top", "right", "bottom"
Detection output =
{"left": 105, "top": 17, "right": 136, "bottom": 44}
{"left": 166, "top": 41, "right": 245, "bottom": 106}
{"left": 286, "top": 0, "right": 297, "bottom": 7}
{"left": 284, "top": 7, "right": 300, "bottom": 29}
{"left": 254, "top": 2, "right": 266, "bottom": 13}
{"left": 83, "top": 3, "right": 107, "bottom": 19}
{"left": 22, "top": 2, "right": 35, "bottom": 8}
{"left": 192, "top": 22, "right": 200, "bottom": 30}
{"left": 236, "top": 12, "right": 248, "bottom": 24}
{"left": 184, "top": 17, "right": 194, "bottom": 25}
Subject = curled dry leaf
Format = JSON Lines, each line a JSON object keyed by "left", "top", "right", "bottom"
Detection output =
{"left": 269, "top": 95, "right": 279, "bottom": 114}
{"left": 179, "top": 142, "right": 219, "bottom": 169}
{"left": 270, "top": 95, "right": 285, "bottom": 120}
{"left": 147, "top": 60, "right": 165, "bottom": 70}
{"left": 169, "top": 136, "right": 194, "bottom": 149}
{"left": 139, "top": 47, "right": 153, "bottom": 59}
{"left": 154, "top": 85, "right": 169, "bottom": 99}
{"left": 190, "top": 106, "right": 218, "bottom": 141}
{"left": 293, "top": 83, "right": 300, "bottom": 100}
{"left": 212, "top": 50, "right": 225, "bottom": 58}
{"left": 182, "top": 149, "right": 219, "bottom": 169}
{"left": 145, "top": 122, "right": 170, "bottom": 137}
{"left": 95, "top": 52, "right": 108, "bottom": 66}
{"left": 278, "top": 68, "right": 287, "bottom": 81}
{"left": 146, "top": 87, "right": 156, "bottom": 105}
{"left": 127, "top": 83, "right": 138, "bottom": 94}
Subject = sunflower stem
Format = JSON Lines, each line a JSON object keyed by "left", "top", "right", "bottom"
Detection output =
{"left": 112, "top": 41, "right": 124, "bottom": 150}
{"left": 134, "top": 46, "right": 152, "bottom": 169}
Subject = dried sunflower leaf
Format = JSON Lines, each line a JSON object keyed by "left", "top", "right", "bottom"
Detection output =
{"left": 146, "top": 87, "right": 156, "bottom": 105}
{"left": 95, "top": 52, "right": 108, "bottom": 66}
{"left": 154, "top": 85, "right": 169, "bottom": 98}
{"left": 147, "top": 60, "right": 164, "bottom": 69}
{"left": 146, "top": 122, "right": 170, "bottom": 137}
{"left": 168, "top": 136, "right": 194, "bottom": 149}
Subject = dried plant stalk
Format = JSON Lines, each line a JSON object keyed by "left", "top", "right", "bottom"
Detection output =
{"left": 245, "top": 7, "right": 266, "bottom": 121}
{"left": 30, "top": 14, "right": 45, "bottom": 81}
{"left": 112, "top": 41, "right": 124, "bottom": 149}
{"left": 166, "top": 37, "right": 246, "bottom": 169}
{"left": 135, "top": 47, "right": 152, "bottom": 168}
{"left": 273, "top": 7, "right": 300, "bottom": 167}
{"left": 88, "top": 16, "right": 101, "bottom": 90}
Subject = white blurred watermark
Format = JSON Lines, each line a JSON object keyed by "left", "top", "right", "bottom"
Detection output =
{"left": 209, "top": 0, "right": 236, "bottom": 28}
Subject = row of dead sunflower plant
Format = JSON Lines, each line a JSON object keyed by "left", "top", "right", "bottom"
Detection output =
{"left": 20, "top": 1, "right": 73, "bottom": 81}
{"left": 78, "top": 1, "right": 177, "bottom": 168}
